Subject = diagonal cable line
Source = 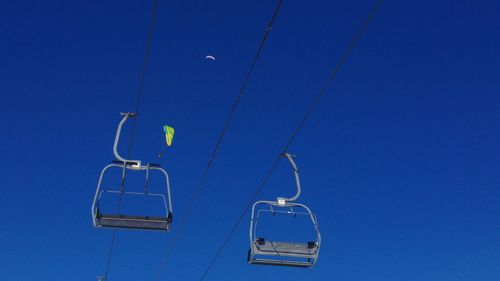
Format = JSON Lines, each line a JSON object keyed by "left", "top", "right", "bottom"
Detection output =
{"left": 101, "top": 0, "right": 159, "bottom": 280}
{"left": 197, "top": 1, "right": 382, "bottom": 280}
{"left": 152, "top": 1, "right": 284, "bottom": 280}
{"left": 126, "top": 0, "right": 159, "bottom": 157}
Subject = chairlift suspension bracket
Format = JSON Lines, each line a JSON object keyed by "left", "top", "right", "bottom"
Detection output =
{"left": 114, "top": 112, "right": 141, "bottom": 169}
{"left": 277, "top": 152, "right": 302, "bottom": 205}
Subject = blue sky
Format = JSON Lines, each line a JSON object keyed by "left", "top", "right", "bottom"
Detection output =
{"left": 0, "top": 0, "right": 499, "bottom": 280}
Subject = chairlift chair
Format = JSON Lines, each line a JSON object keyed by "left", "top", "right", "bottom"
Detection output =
{"left": 248, "top": 153, "right": 321, "bottom": 267}
{"left": 91, "top": 112, "right": 173, "bottom": 231}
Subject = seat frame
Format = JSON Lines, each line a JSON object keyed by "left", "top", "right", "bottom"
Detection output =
{"left": 248, "top": 153, "right": 321, "bottom": 267}
{"left": 248, "top": 201, "right": 321, "bottom": 267}
{"left": 91, "top": 162, "right": 173, "bottom": 231}
{"left": 91, "top": 112, "right": 173, "bottom": 231}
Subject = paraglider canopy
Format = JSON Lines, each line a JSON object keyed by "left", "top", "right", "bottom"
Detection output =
{"left": 164, "top": 125, "right": 175, "bottom": 146}
{"left": 205, "top": 55, "right": 216, "bottom": 61}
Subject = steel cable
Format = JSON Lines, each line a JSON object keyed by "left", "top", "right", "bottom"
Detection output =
{"left": 152, "top": 1, "right": 284, "bottom": 280}
{"left": 197, "top": 1, "right": 382, "bottom": 280}
{"left": 101, "top": 0, "right": 159, "bottom": 280}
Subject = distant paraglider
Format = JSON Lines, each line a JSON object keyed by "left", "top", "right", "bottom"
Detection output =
{"left": 164, "top": 125, "right": 175, "bottom": 146}
{"left": 205, "top": 55, "right": 216, "bottom": 61}
{"left": 158, "top": 125, "right": 175, "bottom": 158}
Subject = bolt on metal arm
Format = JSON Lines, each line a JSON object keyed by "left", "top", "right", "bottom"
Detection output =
{"left": 277, "top": 152, "right": 302, "bottom": 205}
{"left": 113, "top": 112, "right": 141, "bottom": 167}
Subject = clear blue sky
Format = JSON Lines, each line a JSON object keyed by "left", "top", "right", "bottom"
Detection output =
{"left": 1, "top": 0, "right": 499, "bottom": 280}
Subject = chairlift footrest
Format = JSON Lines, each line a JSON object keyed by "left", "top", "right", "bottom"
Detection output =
{"left": 252, "top": 240, "right": 318, "bottom": 257}
{"left": 95, "top": 213, "right": 170, "bottom": 231}
{"left": 248, "top": 258, "right": 314, "bottom": 268}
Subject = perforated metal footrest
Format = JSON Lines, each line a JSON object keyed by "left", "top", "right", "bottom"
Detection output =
{"left": 249, "top": 258, "right": 314, "bottom": 268}
{"left": 253, "top": 240, "right": 318, "bottom": 257}
{"left": 249, "top": 239, "right": 318, "bottom": 268}
{"left": 95, "top": 213, "right": 171, "bottom": 231}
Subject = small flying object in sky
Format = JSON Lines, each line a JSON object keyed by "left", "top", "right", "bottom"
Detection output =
{"left": 164, "top": 125, "right": 175, "bottom": 146}
{"left": 205, "top": 55, "right": 216, "bottom": 61}
{"left": 158, "top": 125, "right": 174, "bottom": 158}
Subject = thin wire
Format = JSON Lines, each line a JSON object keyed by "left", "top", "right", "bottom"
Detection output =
{"left": 197, "top": 1, "right": 382, "bottom": 280}
{"left": 127, "top": 0, "right": 159, "bottom": 157}
{"left": 198, "top": 155, "right": 281, "bottom": 281}
{"left": 152, "top": 1, "right": 284, "bottom": 280}
{"left": 101, "top": 0, "right": 159, "bottom": 280}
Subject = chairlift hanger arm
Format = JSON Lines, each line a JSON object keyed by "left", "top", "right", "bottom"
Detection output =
{"left": 113, "top": 112, "right": 141, "bottom": 166}
{"left": 279, "top": 152, "right": 301, "bottom": 203}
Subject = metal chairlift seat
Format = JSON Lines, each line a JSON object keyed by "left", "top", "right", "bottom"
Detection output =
{"left": 91, "top": 113, "right": 173, "bottom": 231}
{"left": 248, "top": 153, "right": 321, "bottom": 268}
{"left": 93, "top": 162, "right": 173, "bottom": 231}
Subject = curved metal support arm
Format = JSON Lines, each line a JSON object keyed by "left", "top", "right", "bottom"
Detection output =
{"left": 113, "top": 112, "right": 141, "bottom": 166}
{"left": 279, "top": 152, "right": 302, "bottom": 203}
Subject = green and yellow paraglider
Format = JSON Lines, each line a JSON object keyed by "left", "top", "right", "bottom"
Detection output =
{"left": 164, "top": 125, "right": 175, "bottom": 146}
{"left": 158, "top": 125, "right": 175, "bottom": 159}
